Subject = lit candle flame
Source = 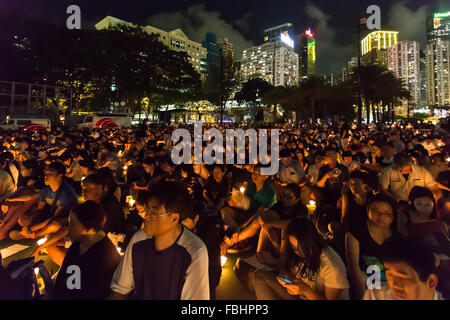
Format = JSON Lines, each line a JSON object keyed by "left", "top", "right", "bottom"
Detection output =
{"left": 34, "top": 268, "right": 39, "bottom": 275}
{"left": 221, "top": 256, "right": 227, "bottom": 267}
{"left": 240, "top": 187, "right": 245, "bottom": 194}
{"left": 129, "top": 199, "right": 136, "bottom": 207}
{"left": 37, "top": 237, "right": 48, "bottom": 246}
{"left": 123, "top": 165, "right": 128, "bottom": 170}
{"left": 117, "top": 247, "right": 122, "bottom": 254}
{"left": 309, "top": 200, "right": 316, "bottom": 206}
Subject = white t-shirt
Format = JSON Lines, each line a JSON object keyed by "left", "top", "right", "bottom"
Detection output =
{"left": 292, "top": 246, "right": 350, "bottom": 300}
{"left": 364, "top": 283, "right": 445, "bottom": 300}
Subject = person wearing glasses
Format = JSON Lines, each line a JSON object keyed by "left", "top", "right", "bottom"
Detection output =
{"left": 109, "top": 181, "right": 209, "bottom": 300}
{"left": 345, "top": 194, "right": 398, "bottom": 300}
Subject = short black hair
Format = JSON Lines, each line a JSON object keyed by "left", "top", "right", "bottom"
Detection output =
{"left": 349, "top": 170, "right": 369, "bottom": 185}
{"left": 394, "top": 153, "right": 412, "bottom": 167}
{"left": 83, "top": 173, "right": 106, "bottom": 188}
{"left": 381, "top": 236, "right": 437, "bottom": 282}
{"left": 143, "top": 157, "right": 157, "bottom": 166}
{"left": 71, "top": 201, "right": 105, "bottom": 232}
{"left": 46, "top": 161, "right": 66, "bottom": 177}
{"left": 148, "top": 181, "right": 193, "bottom": 221}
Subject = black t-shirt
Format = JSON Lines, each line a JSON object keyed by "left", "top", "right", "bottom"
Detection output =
{"left": 204, "top": 177, "right": 229, "bottom": 204}
{"left": 270, "top": 201, "right": 308, "bottom": 220}
{"left": 318, "top": 164, "right": 349, "bottom": 203}
{"left": 101, "top": 192, "right": 125, "bottom": 234}
{"left": 53, "top": 236, "right": 121, "bottom": 300}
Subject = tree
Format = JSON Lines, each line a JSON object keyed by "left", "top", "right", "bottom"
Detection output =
{"left": 298, "top": 76, "right": 325, "bottom": 122}
{"left": 235, "top": 78, "right": 273, "bottom": 120}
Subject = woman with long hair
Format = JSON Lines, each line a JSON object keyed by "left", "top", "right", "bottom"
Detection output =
{"left": 253, "top": 218, "right": 349, "bottom": 300}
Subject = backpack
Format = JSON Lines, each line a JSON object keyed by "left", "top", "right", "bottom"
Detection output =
{"left": 5, "top": 257, "right": 54, "bottom": 300}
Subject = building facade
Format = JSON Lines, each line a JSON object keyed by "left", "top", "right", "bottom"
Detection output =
{"left": 241, "top": 41, "right": 298, "bottom": 87}
{"left": 361, "top": 30, "right": 399, "bottom": 67}
{"left": 202, "top": 33, "right": 220, "bottom": 86}
{"left": 218, "top": 38, "right": 235, "bottom": 81}
{"left": 388, "top": 41, "right": 421, "bottom": 114}
{"left": 425, "top": 38, "right": 450, "bottom": 108}
{"left": 296, "top": 29, "right": 316, "bottom": 81}
{"left": 263, "top": 23, "right": 294, "bottom": 43}
{"left": 425, "top": 11, "right": 450, "bottom": 108}
{"left": 95, "top": 16, "right": 208, "bottom": 81}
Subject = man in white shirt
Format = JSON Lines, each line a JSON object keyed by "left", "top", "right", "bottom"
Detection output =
{"left": 379, "top": 153, "right": 438, "bottom": 202}
{"left": 364, "top": 236, "right": 445, "bottom": 300}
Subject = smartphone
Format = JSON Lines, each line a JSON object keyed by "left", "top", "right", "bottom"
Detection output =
{"left": 277, "top": 277, "right": 292, "bottom": 284}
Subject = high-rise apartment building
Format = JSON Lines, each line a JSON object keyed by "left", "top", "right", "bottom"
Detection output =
{"left": 241, "top": 41, "right": 298, "bottom": 87}
{"left": 263, "top": 23, "right": 294, "bottom": 44}
{"left": 388, "top": 41, "right": 421, "bottom": 114}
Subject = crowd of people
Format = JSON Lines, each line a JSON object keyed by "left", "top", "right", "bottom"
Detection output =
{"left": 0, "top": 118, "right": 449, "bottom": 300}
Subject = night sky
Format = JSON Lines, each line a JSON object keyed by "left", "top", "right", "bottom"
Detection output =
{"left": 2, "top": 0, "right": 449, "bottom": 74}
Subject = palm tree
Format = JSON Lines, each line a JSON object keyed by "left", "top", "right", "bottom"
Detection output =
{"left": 298, "top": 76, "right": 325, "bottom": 123}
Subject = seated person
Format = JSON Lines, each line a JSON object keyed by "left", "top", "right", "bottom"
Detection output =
{"left": 182, "top": 201, "right": 224, "bottom": 300}
{"left": 203, "top": 164, "right": 229, "bottom": 210}
{"left": 0, "top": 160, "right": 43, "bottom": 240}
{"left": 272, "top": 148, "right": 306, "bottom": 200}
{"left": 236, "top": 183, "right": 307, "bottom": 261}
{"left": 109, "top": 181, "right": 210, "bottom": 300}
{"left": 220, "top": 164, "right": 277, "bottom": 253}
{"left": 364, "top": 236, "right": 445, "bottom": 300}
{"left": 10, "top": 161, "right": 78, "bottom": 241}
{"left": 253, "top": 218, "right": 349, "bottom": 300}
{"left": 51, "top": 201, "right": 121, "bottom": 300}
{"left": 82, "top": 174, "right": 125, "bottom": 235}
{"left": 397, "top": 186, "right": 450, "bottom": 258}
{"left": 345, "top": 194, "right": 397, "bottom": 300}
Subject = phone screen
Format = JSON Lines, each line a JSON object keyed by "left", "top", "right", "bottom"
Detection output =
{"left": 278, "top": 277, "right": 292, "bottom": 284}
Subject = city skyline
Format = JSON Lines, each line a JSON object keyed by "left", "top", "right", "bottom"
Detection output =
{"left": 3, "top": 0, "right": 448, "bottom": 75}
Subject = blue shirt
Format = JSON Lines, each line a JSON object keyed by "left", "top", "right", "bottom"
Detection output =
{"left": 40, "top": 181, "right": 78, "bottom": 209}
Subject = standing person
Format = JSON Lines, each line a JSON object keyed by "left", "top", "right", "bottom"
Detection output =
{"left": 52, "top": 201, "right": 121, "bottom": 300}
{"left": 109, "top": 181, "right": 210, "bottom": 300}
{"left": 345, "top": 194, "right": 397, "bottom": 300}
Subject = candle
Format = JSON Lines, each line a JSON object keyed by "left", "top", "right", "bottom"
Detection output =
{"left": 221, "top": 256, "right": 227, "bottom": 267}
{"left": 240, "top": 187, "right": 245, "bottom": 194}
{"left": 37, "top": 237, "right": 48, "bottom": 246}
{"left": 306, "top": 200, "right": 316, "bottom": 217}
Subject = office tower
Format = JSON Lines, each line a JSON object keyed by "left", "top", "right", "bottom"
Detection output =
{"left": 218, "top": 38, "right": 235, "bottom": 82}
{"left": 263, "top": 23, "right": 294, "bottom": 43}
{"left": 202, "top": 33, "right": 220, "bottom": 86}
{"left": 427, "top": 11, "right": 450, "bottom": 41}
{"left": 361, "top": 30, "right": 399, "bottom": 67}
{"left": 296, "top": 28, "right": 316, "bottom": 80}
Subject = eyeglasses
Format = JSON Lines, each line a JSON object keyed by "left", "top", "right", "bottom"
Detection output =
{"left": 142, "top": 207, "right": 173, "bottom": 220}
{"left": 370, "top": 208, "right": 394, "bottom": 218}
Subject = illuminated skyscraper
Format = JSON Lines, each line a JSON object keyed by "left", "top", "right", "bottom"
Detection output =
{"left": 427, "top": 11, "right": 450, "bottom": 41}
{"left": 425, "top": 11, "right": 450, "bottom": 108}
{"left": 361, "top": 30, "right": 399, "bottom": 67}
{"left": 296, "top": 28, "right": 316, "bottom": 80}
{"left": 388, "top": 41, "right": 421, "bottom": 115}
{"left": 263, "top": 23, "right": 294, "bottom": 43}
{"left": 218, "top": 38, "right": 235, "bottom": 82}
{"left": 241, "top": 40, "right": 298, "bottom": 87}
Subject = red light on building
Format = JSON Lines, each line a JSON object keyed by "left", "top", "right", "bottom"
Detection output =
{"left": 305, "top": 28, "right": 313, "bottom": 38}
